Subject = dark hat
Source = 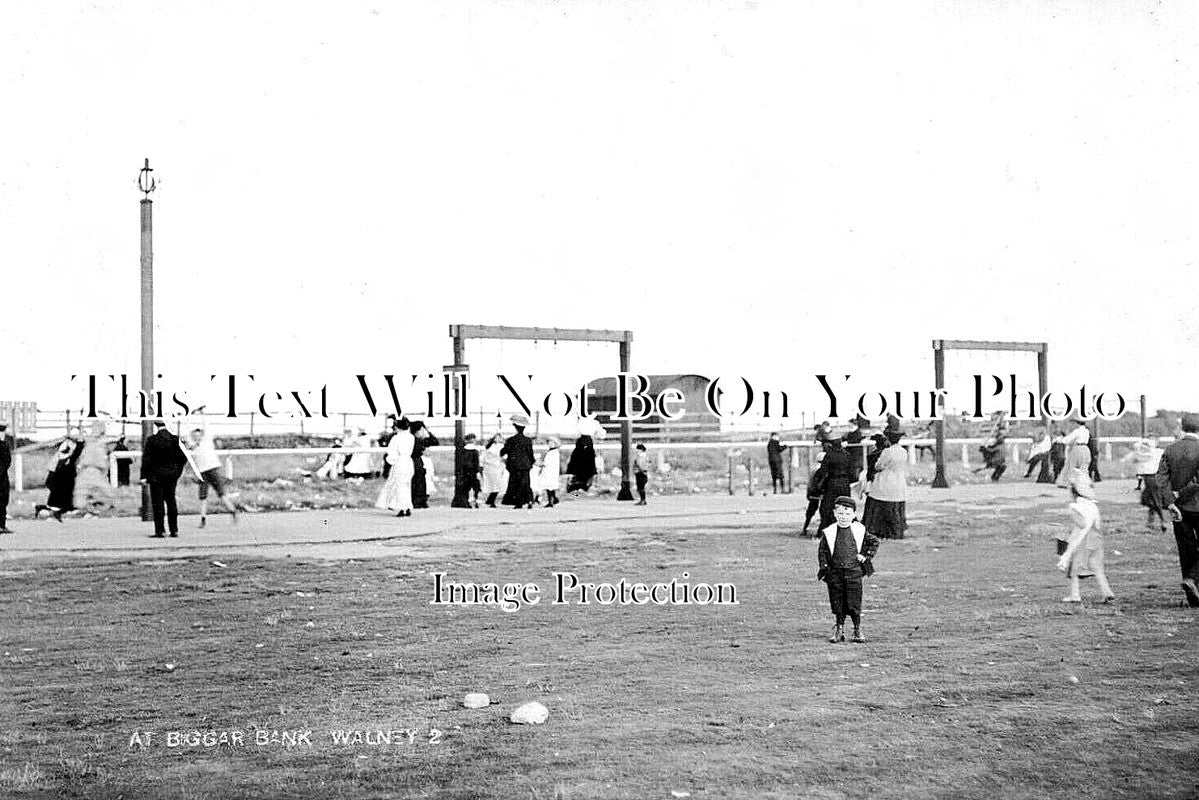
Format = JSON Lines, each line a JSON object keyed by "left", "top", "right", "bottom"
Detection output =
{"left": 885, "top": 428, "right": 904, "bottom": 444}
{"left": 852, "top": 414, "right": 871, "bottom": 427}
{"left": 834, "top": 495, "right": 856, "bottom": 510}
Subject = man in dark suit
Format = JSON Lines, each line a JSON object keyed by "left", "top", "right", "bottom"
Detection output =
{"left": 0, "top": 423, "right": 12, "bottom": 534}
{"left": 1157, "top": 412, "right": 1199, "bottom": 607}
{"left": 140, "top": 420, "right": 188, "bottom": 538}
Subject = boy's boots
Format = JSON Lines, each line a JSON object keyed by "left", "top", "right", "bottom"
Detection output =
{"left": 829, "top": 624, "right": 844, "bottom": 643}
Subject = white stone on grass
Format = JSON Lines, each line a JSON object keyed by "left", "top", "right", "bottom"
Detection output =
{"left": 509, "top": 701, "right": 549, "bottom": 725}
{"left": 463, "top": 693, "right": 490, "bottom": 709}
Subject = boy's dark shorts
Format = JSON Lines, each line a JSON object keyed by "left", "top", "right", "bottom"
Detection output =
{"left": 198, "top": 468, "right": 227, "bottom": 500}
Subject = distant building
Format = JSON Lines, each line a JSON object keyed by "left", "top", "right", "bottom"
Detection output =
{"left": 585, "top": 374, "right": 719, "bottom": 442}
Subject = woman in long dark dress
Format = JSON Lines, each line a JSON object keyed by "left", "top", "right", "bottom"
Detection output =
{"left": 36, "top": 437, "right": 84, "bottom": 521}
{"left": 817, "top": 436, "right": 856, "bottom": 530}
{"left": 501, "top": 414, "right": 536, "bottom": 509}
{"left": 409, "top": 421, "right": 439, "bottom": 509}
{"left": 565, "top": 433, "right": 597, "bottom": 492}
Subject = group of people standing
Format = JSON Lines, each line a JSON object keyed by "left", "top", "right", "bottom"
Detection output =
{"left": 798, "top": 416, "right": 910, "bottom": 541}
{"left": 374, "top": 413, "right": 611, "bottom": 515}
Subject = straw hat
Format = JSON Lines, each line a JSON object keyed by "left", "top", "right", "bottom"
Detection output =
{"left": 510, "top": 412, "right": 530, "bottom": 427}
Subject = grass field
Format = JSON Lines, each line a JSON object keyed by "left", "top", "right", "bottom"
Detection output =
{"left": 0, "top": 485, "right": 1196, "bottom": 798}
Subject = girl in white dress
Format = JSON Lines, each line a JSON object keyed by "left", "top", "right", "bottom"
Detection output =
{"left": 1056, "top": 469, "right": 1115, "bottom": 603}
{"left": 537, "top": 437, "right": 562, "bottom": 508}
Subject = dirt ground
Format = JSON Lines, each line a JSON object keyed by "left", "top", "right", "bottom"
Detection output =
{"left": 0, "top": 482, "right": 1196, "bottom": 799}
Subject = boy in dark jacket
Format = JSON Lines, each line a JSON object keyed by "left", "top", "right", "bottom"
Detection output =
{"left": 817, "top": 496, "right": 880, "bottom": 644}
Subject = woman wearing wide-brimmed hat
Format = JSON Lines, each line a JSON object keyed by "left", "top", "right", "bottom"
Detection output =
{"left": 501, "top": 413, "right": 536, "bottom": 509}
{"left": 35, "top": 436, "right": 85, "bottom": 521}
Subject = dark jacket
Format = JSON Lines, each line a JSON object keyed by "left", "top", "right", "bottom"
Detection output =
{"left": 816, "top": 521, "right": 881, "bottom": 580}
{"left": 1158, "top": 435, "right": 1199, "bottom": 513}
{"left": 0, "top": 436, "right": 10, "bottom": 479}
{"left": 501, "top": 433, "right": 535, "bottom": 472}
{"left": 140, "top": 428, "right": 187, "bottom": 482}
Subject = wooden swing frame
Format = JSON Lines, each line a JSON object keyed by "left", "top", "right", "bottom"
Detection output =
{"left": 931, "top": 339, "right": 1051, "bottom": 488}
{"left": 447, "top": 325, "right": 637, "bottom": 506}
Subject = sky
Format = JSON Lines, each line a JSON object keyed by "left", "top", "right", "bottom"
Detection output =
{"left": 2, "top": 1, "right": 1196, "bottom": 431}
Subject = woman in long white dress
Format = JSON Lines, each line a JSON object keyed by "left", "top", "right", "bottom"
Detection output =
{"left": 1057, "top": 420, "right": 1091, "bottom": 487}
{"left": 376, "top": 419, "right": 415, "bottom": 516}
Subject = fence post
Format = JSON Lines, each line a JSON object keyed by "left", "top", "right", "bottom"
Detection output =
{"left": 14, "top": 453, "right": 23, "bottom": 492}
{"left": 747, "top": 459, "right": 753, "bottom": 496}
{"left": 727, "top": 453, "right": 734, "bottom": 496}
{"left": 1104, "top": 442, "right": 1112, "bottom": 461}
{"left": 225, "top": 456, "right": 234, "bottom": 480}
{"left": 1010, "top": 443, "right": 1019, "bottom": 465}
{"left": 109, "top": 452, "right": 119, "bottom": 488}
{"left": 960, "top": 443, "right": 969, "bottom": 466}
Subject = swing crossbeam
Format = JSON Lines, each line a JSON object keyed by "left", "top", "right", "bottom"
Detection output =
{"left": 449, "top": 325, "right": 633, "bottom": 344}
{"left": 447, "top": 324, "right": 636, "bottom": 506}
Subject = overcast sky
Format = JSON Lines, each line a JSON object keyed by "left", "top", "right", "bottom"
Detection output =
{"left": 3, "top": 1, "right": 1196, "bottom": 426}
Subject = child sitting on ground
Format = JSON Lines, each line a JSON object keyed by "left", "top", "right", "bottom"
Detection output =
{"left": 817, "top": 496, "right": 880, "bottom": 643}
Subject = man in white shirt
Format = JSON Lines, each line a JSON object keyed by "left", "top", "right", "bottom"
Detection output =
{"left": 184, "top": 427, "right": 238, "bottom": 528}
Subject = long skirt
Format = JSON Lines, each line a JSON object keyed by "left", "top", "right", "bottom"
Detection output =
{"left": 481, "top": 465, "right": 507, "bottom": 496}
{"left": 411, "top": 460, "right": 429, "bottom": 508}
{"left": 502, "top": 467, "right": 535, "bottom": 507}
{"left": 46, "top": 470, "right": 78, "bottom": 511}
{"left": 1058, "top": 446, "right": 1092, "bottom": 486}
{"left": 862, "top": 496, "right": 907, "bottom": 539}
{"left": 1140, "top": 474, "right": 1173, "bottom": 511}
{"left": 376, "top": 465, "right": 413, "bottom": 513}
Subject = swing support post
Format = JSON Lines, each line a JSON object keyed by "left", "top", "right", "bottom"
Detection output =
{"left": 448, "top": 325, "right": 637, "bottom": 506}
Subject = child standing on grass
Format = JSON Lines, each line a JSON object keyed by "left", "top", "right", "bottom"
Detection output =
{"left": 817, "top": 496, "right": 880, "bottom": 643}
{"left": 633, "top": 443, "right": 650, "bottom": 505}
{"left": 1056, "top": 470, "right": 1115, "bottom": 604}
{"left": 536, "top": 437, "right": 562, "bottom": 508}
